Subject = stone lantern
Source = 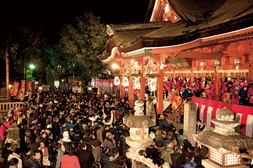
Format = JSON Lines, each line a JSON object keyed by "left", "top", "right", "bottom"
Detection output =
{"left": 123, "top": 99, "right": 170, "bottom": 167}
{"left": 193, "top": 107, "right": 253, "bottom": 168}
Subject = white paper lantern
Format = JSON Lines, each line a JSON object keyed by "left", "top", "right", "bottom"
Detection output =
{"left": 149, "top": 78, "right": 157, "bottom": 91}
{"left": 114, "top": 76, "right": 120, "bottom": 86}
{"left": 122, "top": 77, "right": 129, "bottom": 87}
{"left": 134, "top": 77, "right": 141, "bottom": 89}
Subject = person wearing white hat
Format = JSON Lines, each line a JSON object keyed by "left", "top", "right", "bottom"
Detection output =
{"left": 62, "top": 130, "right": 71, "bottom": 142}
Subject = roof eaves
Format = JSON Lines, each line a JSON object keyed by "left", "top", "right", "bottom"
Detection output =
{"left": 121, "top": 13, "right": 253, "bottom": 53}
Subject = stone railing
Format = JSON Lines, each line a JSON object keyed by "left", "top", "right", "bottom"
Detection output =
{"left": 0, "top": 102, "right": 22, "bottom": 112}
{"left": 0, "top": 102, "right": 22, "bottom": 120}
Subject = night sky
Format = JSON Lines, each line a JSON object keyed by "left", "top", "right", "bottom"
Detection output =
{"left": 0, "top": 0, "right": 150, "bottom": 42}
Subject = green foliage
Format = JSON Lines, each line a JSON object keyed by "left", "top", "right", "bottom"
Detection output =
{"left": 0, "top": 12, "right": 108, "bottom": 86}
{"left": 44, "top": 45, "right": 67, "bottom": 79}
{"left": 59, "top": 12, "right": 107, "bottom": 83}
{"left": 0, "top": 26, "right": 46, "bottom": 82}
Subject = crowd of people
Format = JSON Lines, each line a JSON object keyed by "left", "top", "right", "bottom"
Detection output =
{"left": 163, "top": 76, "right": 253, "bottom": 106}
{"left": 0, "top": 85, "right": 211, "bottom": 168}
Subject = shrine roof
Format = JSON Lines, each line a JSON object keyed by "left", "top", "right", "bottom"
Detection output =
{"left": 98, "top": 0, "right": 253, "bottom": 62}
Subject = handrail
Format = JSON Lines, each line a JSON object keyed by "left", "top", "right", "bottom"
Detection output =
{"left": 0, "top": 102, "right": 23, "bottom": 112}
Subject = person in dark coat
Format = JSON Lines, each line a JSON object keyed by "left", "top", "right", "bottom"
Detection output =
{"left": 105, "top": 148, "right": 127, "bottom": 168}
{"left": 171, "top": 145, "right": 183, "bottom": 168}
{"left": 157, "top": 114, "right": 173, "bottom": 131}
{"left": 75, "top": 142, "right": 95, "bottom": 168}
{"left": 52, "top": 116, "right": 61, "bottom": 139}
{"left": 180, "top": 151, "right": 200, "bottom": 168}
{"left": 238, "top": 85, "right": 249, "bottom": 105}
{"left": 181, "top": 87, "right": 191, "bottom": 101}
{"left": 25, "top": 150, "right": 43, "bottom": 168}
{"left": 2, "top": 143, "right": 13, "bottom": 166}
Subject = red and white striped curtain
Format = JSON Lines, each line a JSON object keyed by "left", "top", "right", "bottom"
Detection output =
{"left": 192, "top": 97, "right": 253, "bottom": 138}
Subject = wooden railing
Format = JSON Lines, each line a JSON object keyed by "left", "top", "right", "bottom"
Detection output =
{"left": 0, "top": 102, "right": 22, "bottom": 112}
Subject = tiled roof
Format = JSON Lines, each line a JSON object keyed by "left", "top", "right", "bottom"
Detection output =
{"left": 99, "top": 0, "right": 253, "bottom": 61}
{"left": 194, "top": 130, "right": 253, "bottom": 154}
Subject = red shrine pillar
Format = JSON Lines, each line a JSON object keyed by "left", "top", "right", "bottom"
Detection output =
{"left": 157, "top": 68, "right": 164, "bottom": 114}
{"left": 140, "top": 72, "right": 146, "bottom": 101}
{"left": 120, "top": 76, "right": 124, "bottom": 99}
{"left": 214, "top": 68, "right": 221, "bottom": 101}
{"left": 128, "top": 76, "right": 134, "bottom": 108}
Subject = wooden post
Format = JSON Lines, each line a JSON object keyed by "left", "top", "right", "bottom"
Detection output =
{"left": 140, "top": 73, "right": 145, "bottom": 101}
{"left": 214, "top": 68, "right": 221, "bottom": 101}
{"left": 128, "top": 76, "right": 134, "bottom": 108}
{"left": 120, "top": 76, "right": 124, "bottom": 99}
{"left": 156, "top": 68, "right": 164, "bottom": 114}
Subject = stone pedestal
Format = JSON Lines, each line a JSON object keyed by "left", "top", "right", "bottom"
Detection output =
{"left": 183, "top": 102, "right": 197, "bottom": 147}
{"left": 124, "top": 99, "right": 170, "bottom": 167}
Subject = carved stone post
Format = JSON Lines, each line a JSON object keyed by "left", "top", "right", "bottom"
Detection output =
{"left": 184, "top": 102, "right": 197, "bottom": 146}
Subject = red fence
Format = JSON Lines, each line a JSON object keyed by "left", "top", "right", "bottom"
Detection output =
{"left": 191, "top": 97, "right": 253, "bottom": 138}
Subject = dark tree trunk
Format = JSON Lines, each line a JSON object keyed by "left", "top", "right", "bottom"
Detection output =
{"left": 40, "top": 46, "right": 47, "bottom": 84}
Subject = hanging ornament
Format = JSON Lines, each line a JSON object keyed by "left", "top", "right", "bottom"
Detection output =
{"left": 114, "top": 76, "right": 120, "bottom": 86}
{"left": 122, "top": 77, "right": 129, "bottom": 87}
{"left": 149, "top": 78, "right": 157, "bottom": 91}
{"left": 134, "top": 77, "right": 141, "bottom": 89}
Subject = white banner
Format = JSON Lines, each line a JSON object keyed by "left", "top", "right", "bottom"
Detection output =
{"left": 149, "top": 78, "right": 157, "bottom": 91}
{"left": 122, "top": 77, "right": 129, "bottom": 87}
{"left": 133, "top": 77, "right": 140, "bottom": 89}
{"left": 114, "top": 76, "right": 120, "bottom": 86}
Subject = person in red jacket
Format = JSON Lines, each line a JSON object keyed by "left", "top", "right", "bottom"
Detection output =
{"left": 202, "top": 83, "right": 215, "bottom": 100}
{"left": 61, "top": 142, "right": 80, "bottom": 168}
{"left": 189, "top": 78, "right": 202, "bottom": 97}
{"left": 0, "top": 119, "right": 8, "bottom": 158}
{"left": 247, "top": 83, "right": 253, "bottom": 106}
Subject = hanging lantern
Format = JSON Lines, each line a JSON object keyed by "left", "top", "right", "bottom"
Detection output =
{"left": 149, "top": 78, "right": 157, "bottom": 91}
{"left": 234, "top": 57, "right": 240, "bottom": 70}
{"left": 214, "top": 59, "right": 220, "bottom": 67}
{"left": 199, "top": 60, "right": 205, "bottom": 69}
{"left": 234, "top": 42, "right": 240, "bottom": 70}
{"left": 214, "top": 59, "right": 220, "bottom": 71}
{"left": 234, "top": 57, "right": 240, "bottom": 66}
{"left": 133, "top": 77, "right": 140, "bottom": 89}
{"left": 114, "top": 76, "right": 120, "bottom": 86}
{"left": 122, "top": 77, "right": 129, "bottom": 87}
